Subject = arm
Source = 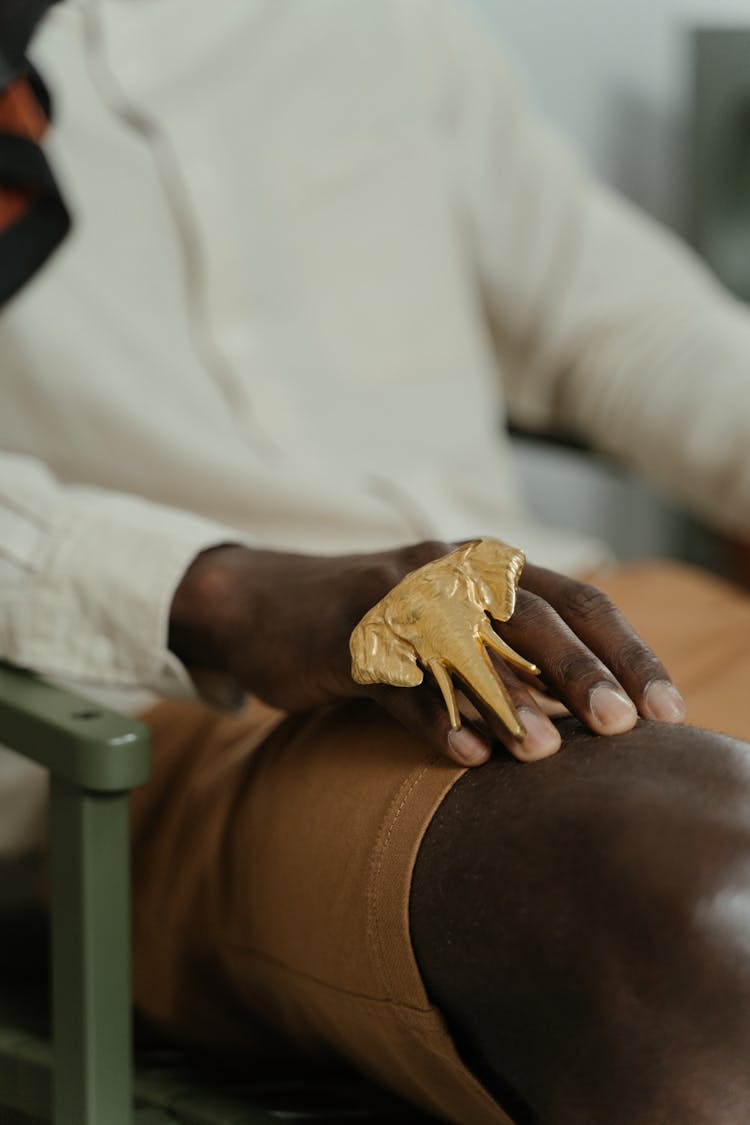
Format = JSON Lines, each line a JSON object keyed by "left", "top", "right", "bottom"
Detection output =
{"left": 0, "top": 451, "right": 243, "bottom": 698}
{"left": 0, "top": 451, "right": 686, "bottom": 764}
{"left": 435, "top": 0, "right": 750, "bottom": 537}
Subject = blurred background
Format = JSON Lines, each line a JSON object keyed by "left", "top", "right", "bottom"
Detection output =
{"left": 475, "top": 0, "right": 750, "bottom": 570}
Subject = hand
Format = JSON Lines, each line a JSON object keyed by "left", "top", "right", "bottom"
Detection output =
{"left": 169, "top": 540, "right": 686, "bottom": 767}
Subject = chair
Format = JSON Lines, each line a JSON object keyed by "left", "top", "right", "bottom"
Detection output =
{"left": 0, "top": 662, "right": 435, "bottom": 1124}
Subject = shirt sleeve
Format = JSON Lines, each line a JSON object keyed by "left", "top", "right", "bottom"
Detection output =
{"left": 0, "top": 452, "right": 246, "bottom": 698}
{"left": 436, "top": 0, "right": 750, "bottom": 539}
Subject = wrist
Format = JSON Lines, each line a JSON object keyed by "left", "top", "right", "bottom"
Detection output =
{"left": 168, "top": 543, "right": 249, "bottom": 674}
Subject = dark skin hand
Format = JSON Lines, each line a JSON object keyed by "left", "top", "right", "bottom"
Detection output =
{"left": 168, "top": 539, "right": 687, "bottom": 766}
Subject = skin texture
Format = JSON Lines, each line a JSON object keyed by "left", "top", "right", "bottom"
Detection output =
{"left": 410, "top": 719, "right": 750, "bottom": 1125}
{"left": 168, "top": 540, "right": 686, "bottom": 766}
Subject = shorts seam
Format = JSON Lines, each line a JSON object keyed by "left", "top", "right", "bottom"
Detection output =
{"left": 366, "top": 761, "right": 432, "bottom": 1001}
{"left": 222, "top": 942, "right": 473, "bottom": 1070}
{"left": 222, "top": 936, "right": 435, "bottom": 1012}
{"left": 136, "top": 912, "right": 436, "bottom": 1012}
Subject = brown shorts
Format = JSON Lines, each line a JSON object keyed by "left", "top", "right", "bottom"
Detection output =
{"left": 130, "top": 562, "right": 750, "bottom": 1125}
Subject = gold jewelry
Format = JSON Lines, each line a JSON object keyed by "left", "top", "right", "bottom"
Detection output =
{"left": 350, "top": 539, "right": 539, "bottom": 739}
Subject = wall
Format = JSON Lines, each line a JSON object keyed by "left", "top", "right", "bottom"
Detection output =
{"left": 475, "top": 0, "right": 750, "bottom": 236}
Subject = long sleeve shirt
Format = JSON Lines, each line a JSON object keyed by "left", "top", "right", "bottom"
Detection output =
{"left": 1, "top": 0, "right": 749, "bottom": 857}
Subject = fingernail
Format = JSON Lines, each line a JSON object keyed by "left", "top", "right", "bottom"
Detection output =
{"left": 589, "top": 684, "right": 638, "bottom": 733}
{"left": 447, "top": 728, "right": 490, "bottom": 766}
{"left": 643, "top": 679, "right": 687, "bottom": 723}
{"left": 516, "top": 708, "right": 561, "bottom": 759}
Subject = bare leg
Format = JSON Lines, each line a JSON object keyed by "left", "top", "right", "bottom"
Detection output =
{"left": 411, "top": 719, "right": 750, "bottom": 1124}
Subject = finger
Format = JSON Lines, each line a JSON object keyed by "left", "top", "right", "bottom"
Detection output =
{"left": 367, "top": 683, "right": 492, "bottom": 768}
{"left": 461, "top": 659, "right": 562, "bottom": 762}
{"left": 456, "top": 688, "right": 565, "bottom": 725}
{"left": 526, "top": 684, "right": 570, "bottom": 718}
{"left": 455, "top": 690, "right": 483, "bottom": 724}
{"left": 498, "top": 588, "right": 640, "bottom": 736}
{"left": 479, "top": 669, "right": 570, "bottom": 715}
{"left": 520, "top": 566, "right": 687, "bottom": 724}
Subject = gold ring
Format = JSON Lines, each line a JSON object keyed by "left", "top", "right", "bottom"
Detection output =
{"left": 349, "top": 539, "right": 539, "bottom": 739}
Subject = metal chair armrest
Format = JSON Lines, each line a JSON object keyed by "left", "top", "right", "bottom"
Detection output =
{"left": 0, "top": 661, "right": 149, "bottom": 792}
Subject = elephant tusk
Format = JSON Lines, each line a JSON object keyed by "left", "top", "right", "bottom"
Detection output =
{"left": 428, "top": 659, "right": 461, "bottom": 731}
{"left": 349, "top": 538, "right": 535, "bottom": 741}
{"left": 480, "top": 620, "right": 540, "bottom": 677}
{"left": 451, "top": 639, "right": 527, "bottom": 740}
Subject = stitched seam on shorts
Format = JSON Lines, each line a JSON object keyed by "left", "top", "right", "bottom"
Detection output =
{"left": 220, "top": 940, "right": 508, "bottom": 1098}
{"left": 219, "top": 935, "right": 511, "bottom": 1119}
{"left": 136, "top": 911, "right": 433, "bottom": 1010}
{"left": 137, "top": 918, "right": 510, "bottom": 1111}
{"left": 220, "top": 937, "right": 434, "bottom": 1011}
{"left": 366, "top": 762, "right": 431, "bottom": 1002}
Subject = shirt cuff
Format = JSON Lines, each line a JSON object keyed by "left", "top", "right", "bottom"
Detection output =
{"left": 2, "top": 491, "right": 249, "bottom": 701}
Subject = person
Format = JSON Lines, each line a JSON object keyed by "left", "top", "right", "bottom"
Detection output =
{"left": 3, "top": 1, "right": 750, "bottom": 1121}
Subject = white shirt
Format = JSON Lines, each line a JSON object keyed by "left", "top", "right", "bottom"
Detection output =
{"left": 1, "top": 0, "right": 749, "bottom": 856}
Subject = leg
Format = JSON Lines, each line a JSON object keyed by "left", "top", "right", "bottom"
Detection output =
{"left": 130, "top": 564, "right": 750, "bottom": 1125}
{"left": 411, "top": 718, "right": 750, "bottom": 1124}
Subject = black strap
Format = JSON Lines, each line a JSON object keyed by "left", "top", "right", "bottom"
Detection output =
{"left": 0, "top": 190, "right": 68, "bottom": 305}
{"left": 0, "top": 2, "right": 69, "bottom": 305}
{"left": 0, "top": 1, "right": 58, "bottom": 71}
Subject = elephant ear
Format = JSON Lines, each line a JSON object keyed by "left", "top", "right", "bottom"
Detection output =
{"left": 463, "top": 541, "right": 526, "bottom": 622}
{"left": 350, "top": 618, "right": 424, "bottom": 688}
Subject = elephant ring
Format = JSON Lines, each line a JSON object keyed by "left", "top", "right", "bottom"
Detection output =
{"left": 349, "top": 539, "right": 540, "bottom": 740}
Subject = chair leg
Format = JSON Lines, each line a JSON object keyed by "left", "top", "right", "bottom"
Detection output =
{"left": 49, "top": 778, "right": 133, "bottom": 1125}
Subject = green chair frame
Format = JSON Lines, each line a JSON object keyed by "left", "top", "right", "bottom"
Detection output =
{"left": 0, "top": 661, "right": 152, "bottom": 1125}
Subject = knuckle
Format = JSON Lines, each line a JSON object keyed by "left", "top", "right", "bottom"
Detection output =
{"left": 559, "top": 580, "right": 611, "bottom": 622}
{"left": 353, "top": 539, "right": 453, "bottom": 616}
{"left": 402, "top": 539, "right": 452, "bottom": 570}
{"left": 616, "top": 637, "right": 661, "bottom": 677}
{"left": 501, "top": 673, "right": 528, "bottom": 703}
{"left": 355, "top": 561, "right": 402, "bottom": 610}
{"left": 512, "top": 590, "right": 557, "bottom": 631}
{"left": 553, "top": 651, "right": 601, "bottom": 688}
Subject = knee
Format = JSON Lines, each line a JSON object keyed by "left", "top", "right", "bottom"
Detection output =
{"left": 411, "top": 720, "right": 750, "bottom": 1122}
{"left": 415, "top": 718, "right": 750, "bottom": 940}
{"left": 559, "top": 723, "right": 750, "bottom": 971}
{"left": 564, "top": 723, "right": 750, "bottom": 944}
{"left": 564, "top": 730, "right": 750, "bottom": 1037}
